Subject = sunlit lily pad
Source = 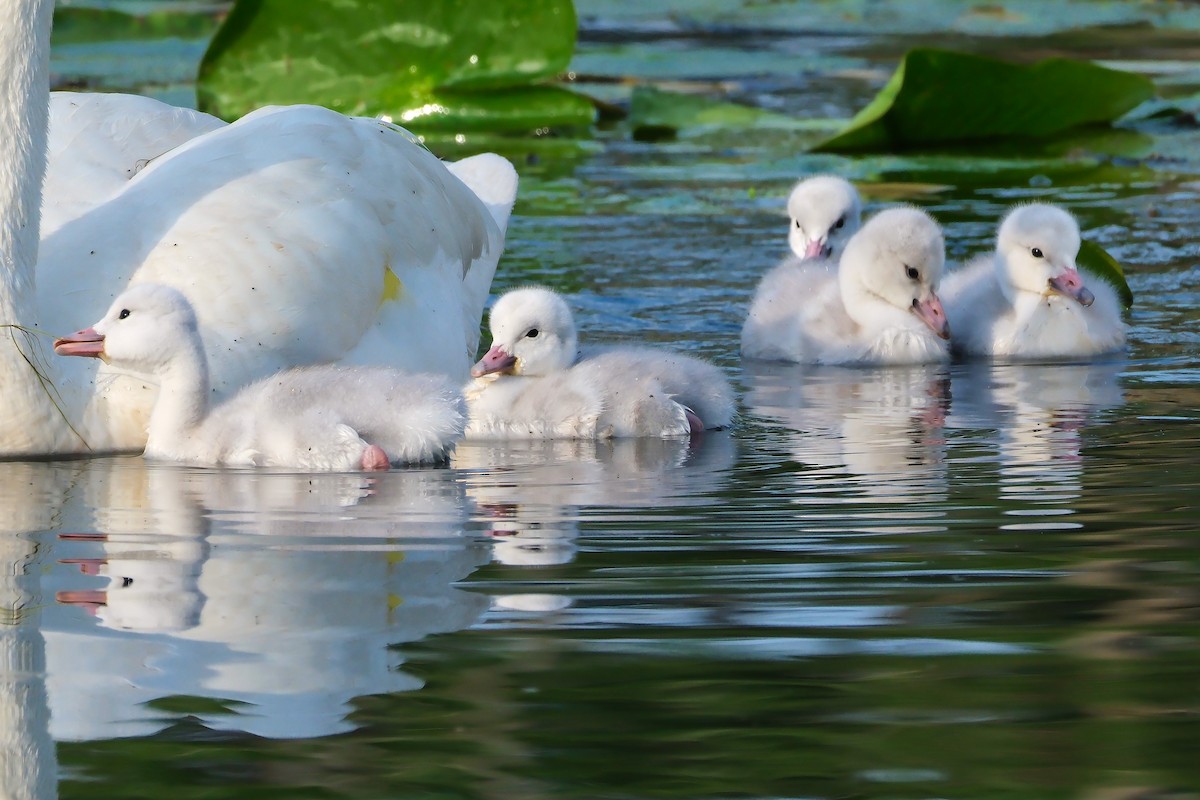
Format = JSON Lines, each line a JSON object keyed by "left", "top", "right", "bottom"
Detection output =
{"left": 1078, "top": 238, "right": 1134, "bottom": 308}
{"left": 814, "top": 48, "right": 1156, "bottom": 152}
{"left": 197, "top": 0, "right": 594, "bottom": 132}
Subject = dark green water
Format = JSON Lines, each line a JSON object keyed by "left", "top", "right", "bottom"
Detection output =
{"left": 2, "top": 2, "right": 1199, "bottom": 798}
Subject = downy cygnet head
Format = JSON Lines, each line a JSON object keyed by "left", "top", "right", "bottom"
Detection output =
{"left": 472, "top": 287, "right": 578, "bottom": 377}
{"left": 996, "top": 203, "right": 1094, "bottom": 307}
{"left": 838, "top": 206, "right": 950, "bottom": 339}
{"left": 54, "top": 283, "right": 202, "bottom": 370}
{"left": 786, "top": 175, "right": 862, "bottom": 260}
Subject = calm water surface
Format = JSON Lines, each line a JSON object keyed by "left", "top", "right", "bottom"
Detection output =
{"left": 3, "top": 2, "right": 1199, "bottom": 798}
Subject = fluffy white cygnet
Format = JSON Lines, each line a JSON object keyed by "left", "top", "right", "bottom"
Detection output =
{"left": 55, "top": 284, "right": 465, "bottom": 470}
{"left": 941, "top": 203, "right": 1126, "bottom": 360}
{"left": 465, "top": 287, "right": 736, "bottom": 439}
{"left": 786, "top": 175, "right": 863, "bottom": 261}
{"left": 741, "top": 206, "right": 951, "bottom": 365}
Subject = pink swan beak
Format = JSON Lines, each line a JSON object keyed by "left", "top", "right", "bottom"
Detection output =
{"left": 911, "top": 292, "right": 951, "bottom": 340}
{"left": 471, "top": 344, "right": 517, "bottom": 377}
{"left": 1048, "top": 267, "right": 1095, "bottom": 307}
{"left": 54, "top": 327, "right": 105, "bottom": 358}
{"left": 804, "top": 238, "right": 825, "bottom": 260}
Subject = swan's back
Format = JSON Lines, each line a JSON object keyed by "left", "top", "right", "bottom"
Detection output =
{"left": 940, "top": 255, "right": 1008, "bottom": 356}
{"left": 44, "top": 92, "right": 225, "bottom": 234}
{"left": 197, "top": 366, "right": 466, "bottom": 468}
{"left": 37, "top": 102, "right": 516, "bottom": 450}
{"left": 585, "top": 347, "right": 735, "bottom": 429}
{"left": 465, "top": 370, "right": 605, "bottom": 440}
{"left": 741, "top": 259, "right": 854, "bottom": 362}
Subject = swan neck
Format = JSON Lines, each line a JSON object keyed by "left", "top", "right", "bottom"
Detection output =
{"left": 146, "top": 343, "right": 211, "bottom": 446}
{"left": 0, "top": 0, "right": 52, "bottom": 319}
{"left": 0, "top": 1, "right": 71, "bottom": 456}
{"left": 993, "top": 252, "right": 1022, "bottom": 305}
{"left": 837, "top": 259, "right": 873, "bottom": 328}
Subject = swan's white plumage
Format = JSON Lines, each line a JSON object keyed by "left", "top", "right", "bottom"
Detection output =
{"left": 742, "top": 206, "right": 951, "bottom": 365}
{"left": 941, "top": 203, "right": 1126, "bottom": 360}
{"left": 1, "top": 6, "right": 517, "bottom": 459}
{"left": 43, "top": 92, "right": 225, "bottom": 234}
{"left": 55, "top": 284, "right": 465, "bottom": 469}
{"left": 465, "top": 287, "right": 735, "bottom": 439}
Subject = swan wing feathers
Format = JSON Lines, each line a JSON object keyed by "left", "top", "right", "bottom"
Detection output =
{"left": 583, "top": 347, "right": 735, "bottom": 429}
{"left": 38, "top": 104, "right": 513, "bottom": 400}
{"left": 194, "top": 365, "right": 464, "bottom": 468}
{"left": 464, "top": 371, "right": 604, "bottom": 439}
{"left": 44, "top": 92, "right": 225, "bottom": 234}
{"left": 941, "top": 255, "right": 1008, "bottom": 356}
{"left": 742, "top": 261, "right": 855, "bottom": 363}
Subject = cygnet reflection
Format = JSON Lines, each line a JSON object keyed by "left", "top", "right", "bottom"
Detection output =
{"left": 743, "top": 360, "right": 951, "bottom": 510}
{"left": 44, "top": 460, "right": 489, "bottom": 741}
{"left": 949, "top": 360, "right": 1125, "bottom": 528}
{"left": 454, "top": 434, "right": 737, "bottom": 569}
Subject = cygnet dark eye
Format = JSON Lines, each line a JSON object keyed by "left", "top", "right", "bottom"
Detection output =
{"left": 1031, "top": 247, "right": 1044, "bottom": 259}
{"left": 118, "top": 309, "right": 131, "bottom": 320}
{"left": 526, "top": 328, "right": 539, "bottom": 338}
{"left": 794, "top": 219, "right": 802, "bottom": 229}
{"left": 905, "top": 266, "right": 919, "bottom": 281}
{"left": 834, "top": 216, "right": 845, "bottom": 230}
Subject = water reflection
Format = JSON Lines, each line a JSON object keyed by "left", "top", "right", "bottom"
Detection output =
{"left": 455, "top": 435, "right": 737, "bottom": 568}
{"left": 35, "top": 461, "right": 490, "bottom": 741}
{"left": 743, "top": 361, "right": 951, "bottom": 523}
{"left": 1, "top": 463, "right": 71, "bottom": 800}
{"left": 949, "top": 361, "right": 1124, "bottom": 530}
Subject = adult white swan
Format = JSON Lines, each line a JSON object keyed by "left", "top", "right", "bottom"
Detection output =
{"left": 1, "top": 1, "right": 517, "bottom": 457}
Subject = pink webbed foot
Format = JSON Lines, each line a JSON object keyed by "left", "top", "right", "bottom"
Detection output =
{"left": 361, "top": 444, "right": 391, "bottom": 471}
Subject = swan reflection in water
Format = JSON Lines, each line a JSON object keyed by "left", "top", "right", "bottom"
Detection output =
{"left": 39, "top": 460, "right": 490, "bottom": 742}
{"left": 454, "top": 434, "right": 737, "bottom": 570}
{"left": 948, "top": 360, "right": 1124, "bottom": 529}
{"left": 2, "top": 462, "right": 77, "bottom": 800}
{"left": 742, "top": 360, "right": 952, "bottom": 527}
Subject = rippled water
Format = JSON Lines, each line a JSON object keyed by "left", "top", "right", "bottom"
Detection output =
{"left": 3, "top": 2, "right": 1199, "bottom": 799}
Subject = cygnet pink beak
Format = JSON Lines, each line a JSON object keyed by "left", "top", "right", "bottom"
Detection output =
{"left": 54, "top": 327, "right": 106, "bottom": 358}
{"left": 1048, "top": 266, "right": 1095, "bottom": 307}
{"left": 911, "top": 292, "right": 951, "bottom": 340}
{"left": 471, "top": 344, "right": 518, "bottom": 377}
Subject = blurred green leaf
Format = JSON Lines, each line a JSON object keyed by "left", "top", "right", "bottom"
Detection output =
{"left": 1078, "top": 238, "right": 1134, "bottom": 309}
{"left": 627, "top": 85, "right": 801, "bottom": 138}
{"left": 196, "top": 0, "right": 594, "bottom": 132}
{"left": 814, "top": 48, "right": 1156, "bottom": 153}
{"left": 51, "top": 7, "right": 220, "bottom": 44}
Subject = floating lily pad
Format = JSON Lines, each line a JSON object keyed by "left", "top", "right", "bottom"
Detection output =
{"left": 814, "top": 48, "right": 1156, "bottom": 152}
{"left": 1078, "top": 238, "right": 1134, "bottom": 309}
{"left": 197, "top": 0, "right": 594, "bottom": 132}
{"left": 628, "top": 85, "right": 807, "bottom": 139}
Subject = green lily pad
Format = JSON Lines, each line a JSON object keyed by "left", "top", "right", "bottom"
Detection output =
{"left": 196, "top": 0, "right": 594, "bottom": 132}
{"left": 628, "top": 85, "right": 806, "bottom": 139}
{"left": 814, "top": 48, "right": 1156, "bottom": 153}
{"left": 1078, "top": 238, "right": 1134, "bottom": 309}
